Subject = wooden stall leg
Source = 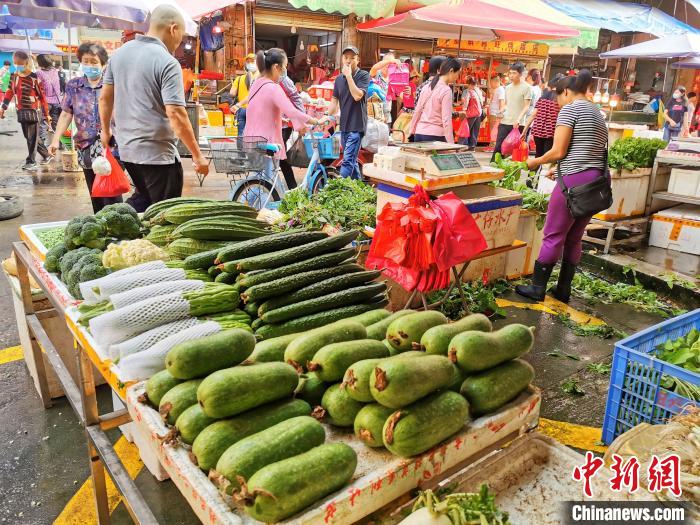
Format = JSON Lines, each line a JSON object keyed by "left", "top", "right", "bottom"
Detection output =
{"left": 28, "top": 334, "right": 52, "bottom": 408}
{"left": 88, "top": 439, "right": 112, "bottom": 525}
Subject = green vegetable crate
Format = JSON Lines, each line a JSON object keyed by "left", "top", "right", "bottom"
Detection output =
{"left": 602, "top": 308, "right": 700, "bottom": 444}
{"left": 126, "top": 381, "right": 540, "bottom": 524}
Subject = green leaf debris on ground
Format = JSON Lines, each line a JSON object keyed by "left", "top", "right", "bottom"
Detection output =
{"left": 547, "top": 350, "right": 581, "bottom": 361}
{"left": 556, "top": 313, "right": 627, "bottom": 340}
{"left": 586, "top": 362, "right": 612, "bottom": 374}
{"left": 561, "top": 378, "right": 586, "bottom": 396}
{"left": 428, "top": 279, "right": 510, "bottom": 320}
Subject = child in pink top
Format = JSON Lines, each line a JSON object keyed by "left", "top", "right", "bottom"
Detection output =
{"left": 408, "top": 57, "right": 462, "bottom": 143}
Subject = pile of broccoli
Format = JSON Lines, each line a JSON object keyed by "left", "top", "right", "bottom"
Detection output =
{"left": 56, "top": 247, "right": 109, "bottom": 298}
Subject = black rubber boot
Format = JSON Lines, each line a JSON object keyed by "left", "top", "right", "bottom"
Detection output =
{"left": 552, "top": 261, "right": 576, "bottom": 303}
{"left": 515, "top": 261, "right": 555, "bottom": 301}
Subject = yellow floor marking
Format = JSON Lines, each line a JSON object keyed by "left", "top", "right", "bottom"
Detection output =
{"left": 53, "top": 436, "right": 144, "bottom": 525}
{"left": 496, "top": 297, "right": 607, "bottom": 326}
{"left": 539, "top": 418, "right": 607, "bottom": 453}
{"left": 0, "top": 345, "right": 23, "bottom": 365}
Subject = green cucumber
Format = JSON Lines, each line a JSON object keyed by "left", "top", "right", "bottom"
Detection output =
{"left": 175, "top": 404, "right": 217, "bottom": 445}
{"left": 145, "top": 370, "right": 183, "bottom": 407}
{"left": 342, "top": 358, "right": 384, "bottom": 403}
{"left": 258, "top": 270, "right": 381, "bottom": 316}
{"left": 383, "top": 391, "right": 469, "bottom": 457}
{"left": 216, "top": 231, "right": 329, "bottom": 263}
{"left": 284, "top": 320, "right": 367, "bottom": 371}
{"left": 183, "top": 245, "right": 232, "bottom": 270}
{"left": 420, "top": 313, "right": 493, "bottom": 355}
{"left": 243, "top": 301, "right": 259, "bottom": 317}
{"left": 192, "top": 398, "right": 311, "bottom": 472}
{"left": 319, "top": 384, "right": 365, "bottom": 427}
{"left": 308, "top": 339, "right": 390, "bottom": 382}
{"left": 460, "top": 359, "right": 534, "bottom": 416}
{"left": 208, "top": 265, "right": 222, "bottom": 277}
{"left": 236, "top": 230, "right": 358, "bottom": 271}
{"left": 243, "top": 443, "right": 357, "bottom": 523}
{"left": 213, "top": 416, "right": 325, "bottom": 494}
{"left": 348, "top": 308, "right": 392, "bottom": 327}
{"left": 166, "top": 329, "right": 255, "bottom": 380}
{"left": 294, "top": 375, "right": 328, "bottom": 407}
{"left": 370, "top": 355, "right": 454, "bottom": 409}
{"left": 246, "top": 333, "right": 302, "bottom": 363}
{"left": 159, "top": 379, "right": 203, "bottom": 426}
{"left": 449, "top": 324, "right": 535, "bottom": 373}
{"left": 366, "top": 310, "right": 416, "bottom": 341}
{"left": 197, "top": 363, "right": 299, "bottom": 418}
{"left": 214, "top": 271, "right": 236, "bottom": 284}
{"left": 354, "top": 403, "right": 395, "bottom": 448}
{"left": 251, "top": 317, "right": 265, "bottom": 331}
{"left": 386, "top": 311, "right": 448, "bottom": 352}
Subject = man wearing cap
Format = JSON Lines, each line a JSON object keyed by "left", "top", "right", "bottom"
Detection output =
{"left": 320, "top": 45, "right": 370, "bottom": 180}
{"left": 231, "top": 53, "right": 259, "bottom": 136}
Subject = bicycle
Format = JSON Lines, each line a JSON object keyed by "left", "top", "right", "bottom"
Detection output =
{"left": 299, "top": 130, "right": 341, "bottom": 195}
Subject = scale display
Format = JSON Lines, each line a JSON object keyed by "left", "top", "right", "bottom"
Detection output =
{"left": 430, "top": 152, "right": 481, "bottom": 172}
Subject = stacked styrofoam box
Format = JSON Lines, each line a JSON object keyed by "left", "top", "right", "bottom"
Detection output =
{"left": 668, "top": 168, "right": 700, "bottom": 198}
{"left": 649, "top": 205, "right": 700, "bottom": 255}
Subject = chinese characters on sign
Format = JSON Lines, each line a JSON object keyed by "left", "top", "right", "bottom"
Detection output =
{"left": 436, "top": 39, "right": 549, "bottom": 58}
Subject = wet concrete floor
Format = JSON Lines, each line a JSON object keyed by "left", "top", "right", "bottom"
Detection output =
{"left": 0, "top": 120, "right": 676, "bottom": 523}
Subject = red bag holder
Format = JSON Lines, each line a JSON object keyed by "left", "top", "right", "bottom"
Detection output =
{"left": 91, "top": 148, "right": 131, "bottom": 198}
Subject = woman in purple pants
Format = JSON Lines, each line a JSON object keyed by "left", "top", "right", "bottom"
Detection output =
{"left": 516, "top": 70, "right": 609, "bottom": 303}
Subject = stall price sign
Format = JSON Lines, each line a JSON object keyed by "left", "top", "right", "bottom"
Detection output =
{"left": 437, "top": 39, "right": 549, "bottom": 58}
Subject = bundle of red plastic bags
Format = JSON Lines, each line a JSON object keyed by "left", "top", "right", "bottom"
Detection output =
{"left": 366, "top": 186, "right": 488, "bottom": 292}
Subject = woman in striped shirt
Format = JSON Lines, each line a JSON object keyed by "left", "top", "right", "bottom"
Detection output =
{"left": 0, "top": 51, "right": 52, "bottom": 171}
{"left": 516, "top": 70, "right": 609, "bottom": 304}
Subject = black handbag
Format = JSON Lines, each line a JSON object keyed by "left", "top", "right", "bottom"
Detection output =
{"left": 556, "top": 149, "right": 613, "bottom": 219}
{"left": 16, "top": 108, "right": 39, "bottom": 123}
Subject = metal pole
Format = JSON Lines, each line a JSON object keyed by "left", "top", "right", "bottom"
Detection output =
{"left": 457, "top": 26, "right": 463, "bottom": 58}
{"left": 24, "top": 29, "right": 33, "bottom": 55}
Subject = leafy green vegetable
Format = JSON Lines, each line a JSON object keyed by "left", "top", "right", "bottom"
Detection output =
{"left": 656, "top": 329, "right": 700, "bottom": 371}
{"left": 427, "top": 279, "right": 510, "bottom": 320}
{"left": 491, "top": 154, "right": 548, "bottom": 230}
{"left": 412, "top": 485, "right": 510, "bottom": 525}
{"left": 562, "top": 378, "right": 585, "bottom": 396}
{"left": 587, "top": 362, "right": 612, "bottom": 374}
{"left": 607, "top": 137, "right": 667, "bottom": 170}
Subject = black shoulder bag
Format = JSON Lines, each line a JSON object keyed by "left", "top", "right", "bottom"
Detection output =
{"left": 556, "top": 145, "right": 613, "bottom": 219}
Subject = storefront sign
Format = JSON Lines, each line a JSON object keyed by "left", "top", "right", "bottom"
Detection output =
{"left": 437, "top": 38, "right": 549, "bottom": 58}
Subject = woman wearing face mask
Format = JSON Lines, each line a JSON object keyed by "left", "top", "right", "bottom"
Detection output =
{"left": 244, "top": 48, "right": 318, "bottom": 196}
{"left": 0, "top": 51, "right": 52, "bottom": 171}
{"left": 36, "top": 54, "right": 62, "bottom": 147}
{"left": 408, "top": 57, "right": 462, "bottom": 143}
{"left": 516, "top": 70, "right": 609, "bottom": 304}
{"left": 48, "top": 43, "right": 123, "bottom": 212}
{"left": 663, "top": 86, "right": 690, "bottom": 142}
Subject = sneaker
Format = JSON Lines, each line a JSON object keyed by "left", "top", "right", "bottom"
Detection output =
{"left": 40, "top": 155, "right": 54, "bottom": 165}
{"left": 22, "top": 162, "right": 38, "bottom": 172}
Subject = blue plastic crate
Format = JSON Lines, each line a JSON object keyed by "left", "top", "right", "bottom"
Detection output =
{"left": 303, "top": 133, "right": 340, "bottom": 160}
{"left": 602, "top": 308, "right": 700, "bottom": 444}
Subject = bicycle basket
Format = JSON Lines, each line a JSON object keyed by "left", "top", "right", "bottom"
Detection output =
{"left": 303, "top": 132, "right": 340, "bottom": 160}
{"left": 209, "top": 136, "right": 268, "bottom": 173}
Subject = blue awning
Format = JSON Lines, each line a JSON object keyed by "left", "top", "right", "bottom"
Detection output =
{"left": 543, "top": 0, "right": 700, "bottom": 38}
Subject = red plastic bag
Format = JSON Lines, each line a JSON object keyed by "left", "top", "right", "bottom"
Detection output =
{"left": 457, "top": 118, "right": 470, "bottom": 139}
{"left": 91, "top": 148, "right": 131, "bottom": 198}
{"left": 500, "top": 128, "right": 521, "bottom": 156}
{"left": 511, "top": 140, "right": 529, "bottom": 162}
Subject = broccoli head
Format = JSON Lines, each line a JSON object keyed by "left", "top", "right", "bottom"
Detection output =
{"left": 64, "top": 216, "right": 108, "bottom": 249}
{"left": 79, "top": 263, "right": 110, "bottom": 283}
{"left": 96, "top": 203, "right": 139, "bottom": 221}
{"left": 59, "top": 247, "right": 94, "bottom": 275}
{"left": 63, "top": 250, "right": 107, "bottom": 298}
{"left": 98, "top": 211, "right": 141, "bottom": 239}
{"left": 44, "top": 242, "right": 68, "bottom": 273}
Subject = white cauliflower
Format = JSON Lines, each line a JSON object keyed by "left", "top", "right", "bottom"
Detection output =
{"left": 102, "top": 239, "right": 169, "bottom": 270}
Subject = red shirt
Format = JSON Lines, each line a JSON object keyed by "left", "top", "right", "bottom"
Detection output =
{"left": 1, "top": 73, "right": 49, "bottom": 117}
{"left": 532, "top": 97, "right": 559, "bottom": 138}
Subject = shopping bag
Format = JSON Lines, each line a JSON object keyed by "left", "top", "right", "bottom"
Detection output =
{"left": 457, "top": 118, "right": 471, "bottom": 139}
{"left": 91, "top": 148, "right": 131, "bottom": 197}
{"left": 362, "top": 118, "right": 390, "bottom": 153}
{"left": 501, "top": 128, "right": 521, "bottom": 156}
{"left": 511, "top": 140, "right": 529, "bottom": 162}
{"left": 430, "top": 192, "right": 487, "bottom": 271}
{"left": 386, "top": 63, "right": 409, "bottom": 101}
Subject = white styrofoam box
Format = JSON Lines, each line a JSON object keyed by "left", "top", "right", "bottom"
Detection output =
{"left": 632, "top": 129, "right": 664, "bottom": 140}
{"left": 373, "top": 154, "right": 406, "bottom": 172}
{"left": 668, "top": 168, "right": 700, "bottom": 198}
{"left": 505, "top": 210, "right": 545, "bottom": 278}
{"left": 649, "top": 205, "right": 700, "bottom": 255}
{"left": 377, "top": 145, "right": 402, "bottom": 157}
{"left": 594, "top": 174, "right": 649, "bottom": 220}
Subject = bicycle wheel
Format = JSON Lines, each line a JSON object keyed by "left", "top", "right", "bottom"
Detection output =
{"left": 311, "top": 166, "right": 339, "bottom": 195}
{"left": 232, "top": 180, "right": 280, "bottom": 210}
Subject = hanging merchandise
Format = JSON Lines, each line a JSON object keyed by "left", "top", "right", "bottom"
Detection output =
{"left": 385, "top": 63, "right": 410, "bottom": 102}
{"left": 366, "top": 186, "right": 486, "bottom": 292}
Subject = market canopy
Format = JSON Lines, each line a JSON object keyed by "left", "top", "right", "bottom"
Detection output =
{"left": 288, "top": 0, "right": 396, "bottom": 19}
{"left": 169, "top": 0, "right": 249, "bottom": 21}
{"left": 672, "top": 56, "right": 700, "bottom": 69}
{"left": 543, "top": 0, "right": 700, "bottom": 38}
{"left": 357, "top": 0, "right": 580, "bottom": 41}
{"left": 0, "top": 37, "right": 64, "bottom": 53}
{"left": 600, "top": 33, "right": 700, "bottom": 59}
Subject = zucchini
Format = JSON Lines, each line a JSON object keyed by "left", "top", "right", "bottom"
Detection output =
{"left": 420, "top": 313, "right": 493, "bottom": 355}
{"left": 236, "top": 249, "right": 357, "bottom": 288}
{"left": 354, "top": 403, "right": 395, "bottom": 448}
{"left": 192, "top": 398, "right": 311, "bottom": 472}
{"left": 366, "top": 310, "right": 415, "bottom": 340}
{"left": 460, "top": 359, "right": 534, "bottom": 416}
{"left": 294, "top": 375, "right": 328, "bottom": 407}
{"left": 167, "top": 238, "right": 229, "bottom": 260}
{"left": 166, "top": 329, "right": 256, "bottom": 379}
{"left": 370, "top": 355, "right": 454, "bottom": 409}
{"left": 284, "top": 320, "right": 367, "bottom": 371}
{"left": 242, "top": 264, "right": 363, "bottom": 304}
{"left": 261, "top": 282, "right": 387, "bottom": 324}
{"left": 341, "top": 358, "right": 384, "bottom": 403}
{"left": 308, "top": 339, "right": 390, "bottom": 382}
{"left": 175, "top": 404, "right": 217, "bottom": 445}
{"left": 383, "top": 391, "right": 469, "bottom": 457}
{"left": 256, "top": 301, "right": 388, "bottom": 340}
{"left": 145, "top": 224, "right": 177, "bottom": 246}
{"left": 449, "top": 324, "right": 535, "bottom": 373}
{"left": 159, "top": 379, "right": 203, "bottom": 426}
{"left": 183, "top": 245, "right": 234, "bottom": 270}
{"left": 216, "top": 231, "right": 328, "bottom": 263}
{"left": 318, "top": 384, "right": 364, "bottom": 427}
{"left": 197, "top": 362, "right": 299, "bottom": 418}
{"left": 213, "top": 416, "right": 325, "bottom": 494}
{"left": 214, "top": 271, "right": 236, "bottom": 284}
{"left": 246, "top": 333, "right": 302, "bottom": 363}
{"left": 386, "top": 311, "right": 448, "bottom": 353}
{"left": 144, "top": 370, "right": 183, "bottom": 407}
{"left": 164, "top": 202, "right": 257, "bottom": 225}
{"left": 348, "top": 308, "right": 392, "bottom": 327}
{"left": 143, "top": 197, "right": 212, "bottom": 221}
{"left": 236, "top": 230, "right": 358, "bottom": 271}
{"left": 258, "top": 270, "right": 381, "bottom": 316}
{"left": 243, "top": 443, "right": 357, "bottom": 523}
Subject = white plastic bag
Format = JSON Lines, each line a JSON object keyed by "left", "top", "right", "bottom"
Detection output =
{"left": 361, "top": 118, "right": 390, "bottom": 154}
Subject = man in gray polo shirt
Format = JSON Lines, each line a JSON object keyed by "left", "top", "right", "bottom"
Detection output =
{"left": 99, "top": 5, "right": 208, "bottom": 205}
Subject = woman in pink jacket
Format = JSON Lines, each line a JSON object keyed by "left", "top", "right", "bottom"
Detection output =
{"left": 244, "top": 48, "right": 318, "bottom": 191}
{"left": 408, "top": 57, "right": 462, "bottom": 143}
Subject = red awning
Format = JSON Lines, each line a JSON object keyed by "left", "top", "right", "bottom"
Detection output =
{"left": 357, "top": 0, "right": 580, "bottom": 41}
